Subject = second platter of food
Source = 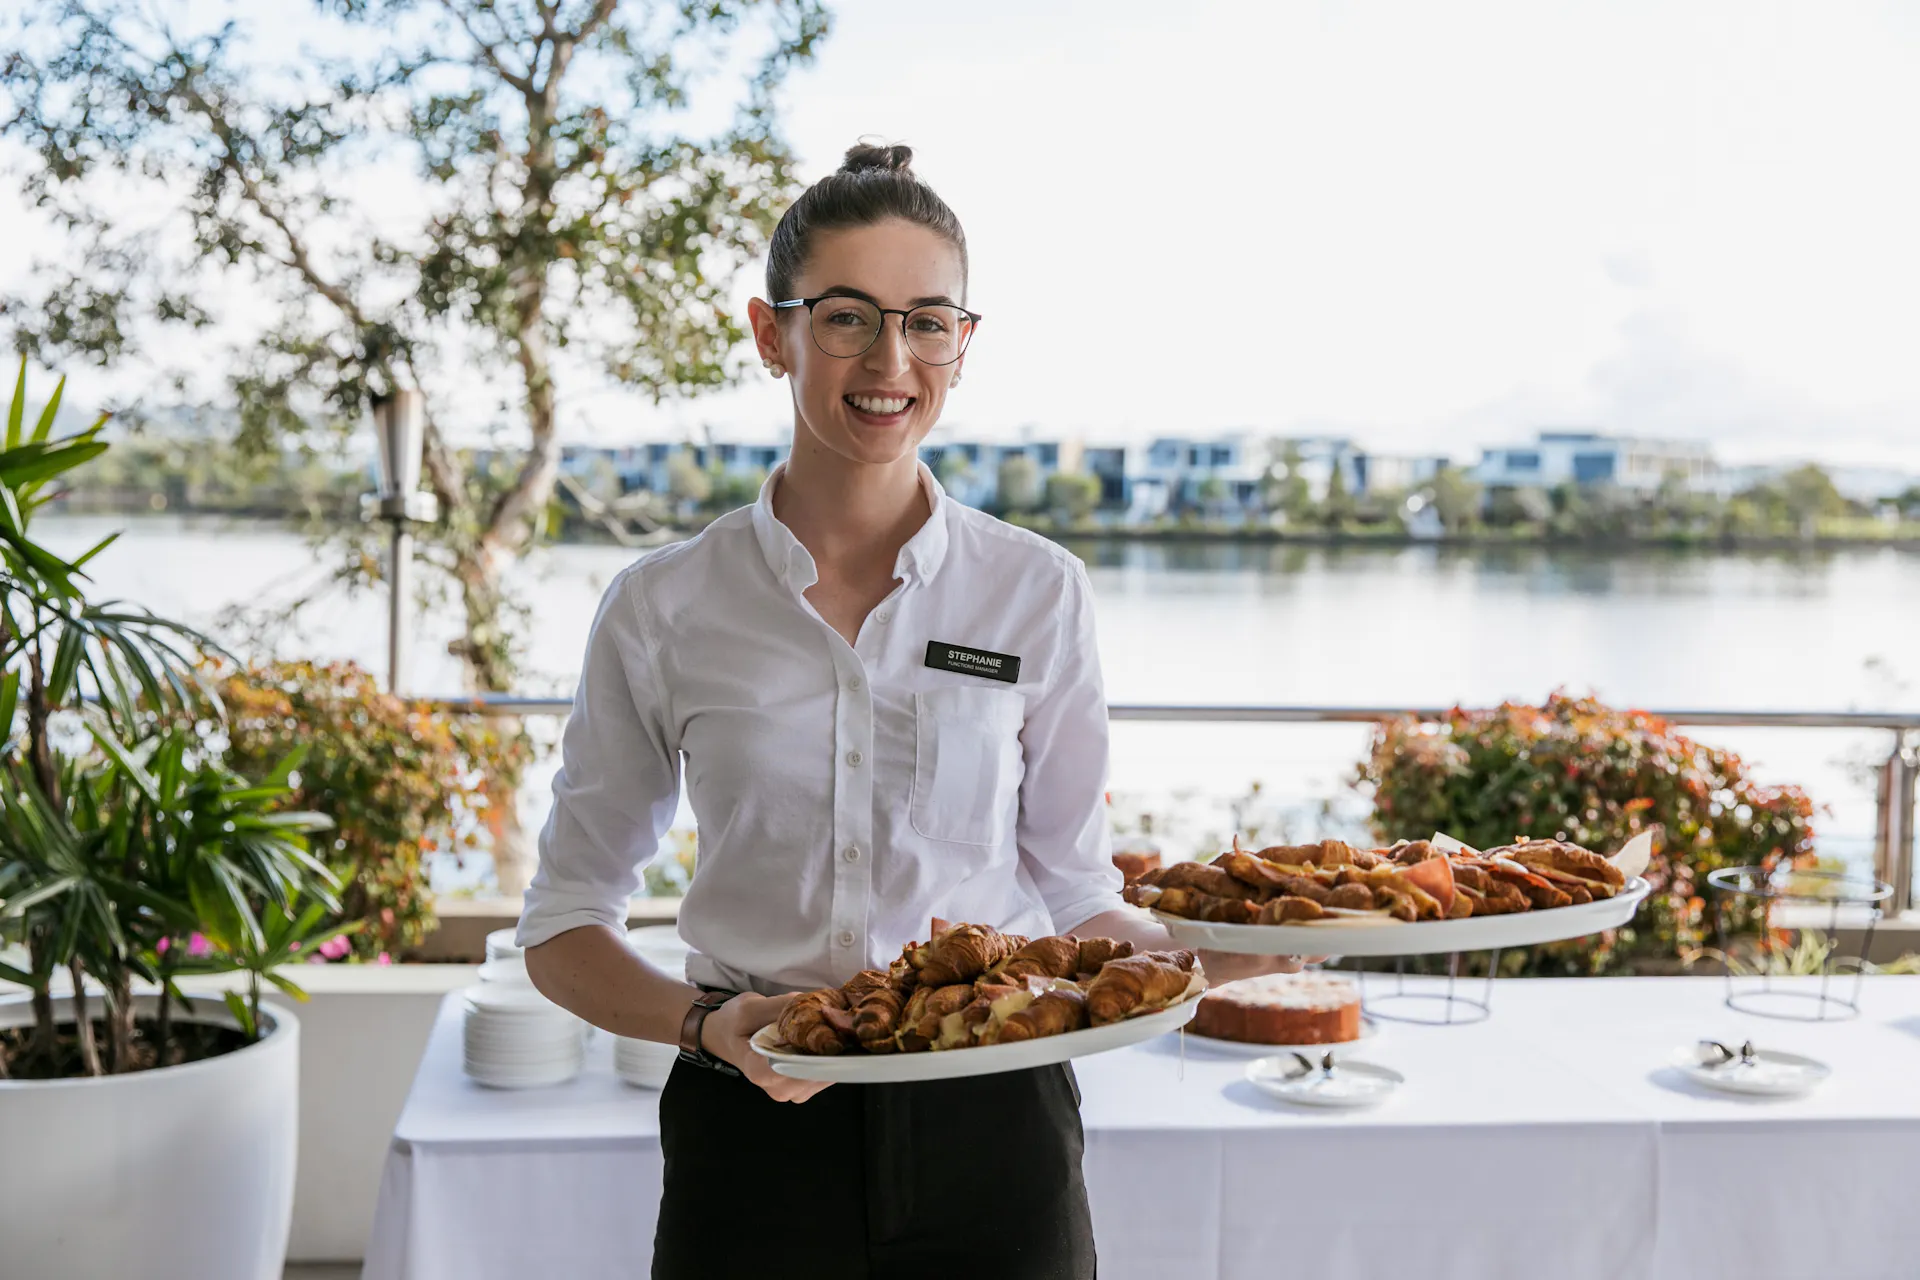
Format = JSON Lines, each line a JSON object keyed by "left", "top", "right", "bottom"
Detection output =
{"left": 1130, "top": 835, "right": 1649, "bottom": 956}
{"left": 752, "top": 923, "right": 1207, "bottom": 1083}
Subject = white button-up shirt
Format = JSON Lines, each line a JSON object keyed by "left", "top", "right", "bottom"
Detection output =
{"left": 516, "top": 463, "right": 1122, "bottom": 994}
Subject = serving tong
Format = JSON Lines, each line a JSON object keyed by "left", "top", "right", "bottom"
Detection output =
{"left": 1699, "top": 1038, "right": 1759, "bottom": 1071}
{"left": 1283, "top": 1050, "right": 1341, "bottom": 1081}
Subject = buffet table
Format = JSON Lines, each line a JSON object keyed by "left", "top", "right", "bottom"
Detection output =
{"left": 362, "top": 976, "right": 1920, "bottom": 1280}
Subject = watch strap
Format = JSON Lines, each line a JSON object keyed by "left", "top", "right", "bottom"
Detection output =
{"left": 677, "top": 989, "right": 741, "bottom": 1076}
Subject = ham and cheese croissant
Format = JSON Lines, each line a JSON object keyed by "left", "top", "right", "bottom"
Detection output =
{"left": 776, "top": 987, "right": 852, "bottom": 1055}
{"left": 841, "top": 969, "right": 906, "bottom": 1051}
{"left": 1085, "top": 950, "right": 1200, "bottom": 1025}
{"left": 1073, "top": 937, "right": 1135, "bottom": 974}
{"left": 908, "top": 923, "right": 1026, "bottom": 987}
{"left": 986, "top": 935, "right": 1082, "bottom": 983}
{"left": 995, "top": 986, "right": 1089, "bottom": 1043}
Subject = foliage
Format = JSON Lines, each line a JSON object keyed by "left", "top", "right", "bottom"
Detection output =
{"left": 216, "top": 659, "right": 532, "bottom": 960}
{"left": 997, "top": 453, "right": 1043, "bottom": 513}
{"left": 1356, "top": 692, "right": 1817, "bottom": 975}
{"left": 0, "top": 361, "right": 345, "bottom": 1076}
{"left": 1045, "top": 471, "right": 1101, "bottom": 523}
{"left": 1261, "top": 442, "right": 1313, "bottom": 527}
{"left": 1, "top": 0, "right": 828, "bottom": 698}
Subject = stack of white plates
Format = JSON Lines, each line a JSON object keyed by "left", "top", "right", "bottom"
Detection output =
{"left": 477, "top": 955, "right": 531, "bottom": 985}
{"left": 627, "top": 925, "right": 692, "bottom": 979}
{"left": 462, "top": 985, "right": 585, "bottom": 1089}
{"left": 613, "top": 1036, "right": 680, "bottom": 1089}
{"left": 485, "top": 928, "right": 523, "bottom": 963}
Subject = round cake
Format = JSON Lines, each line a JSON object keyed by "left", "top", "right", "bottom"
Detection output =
{"left": 1189, "top": 973, "right": 1361, "bottom": 1045}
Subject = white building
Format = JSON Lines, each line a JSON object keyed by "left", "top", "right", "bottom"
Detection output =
{"left": 1473, "top": 431, "right": 1717, "bottom": 492}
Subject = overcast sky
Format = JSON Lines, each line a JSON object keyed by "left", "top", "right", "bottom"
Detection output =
{"left": 5, "top": 0, "right": 1918, "bottom": 470}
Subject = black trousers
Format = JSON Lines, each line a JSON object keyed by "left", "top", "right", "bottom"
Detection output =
{"left": 652, "top": 1057, "right": 1097, "bottom": 1279}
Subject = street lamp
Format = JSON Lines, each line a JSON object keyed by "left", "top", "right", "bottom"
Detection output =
{"left": 363, "top": 389, "right": 440, "bottom": 694}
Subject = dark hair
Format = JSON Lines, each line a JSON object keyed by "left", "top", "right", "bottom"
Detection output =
{"left": 765, "top": 141, "right": 969, "bottom": 302}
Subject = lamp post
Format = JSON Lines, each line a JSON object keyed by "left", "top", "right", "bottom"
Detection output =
{"left": 363, "top": 389, "right": 440, "bottom": 694}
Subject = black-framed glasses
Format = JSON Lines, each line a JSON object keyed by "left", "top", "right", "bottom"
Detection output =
{"left": 772, "top": 294, "right": 981, "bottom": 366}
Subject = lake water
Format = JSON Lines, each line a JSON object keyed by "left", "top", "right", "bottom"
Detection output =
{"left": 39, "top": 517, "right": 1920, "bottom": 883}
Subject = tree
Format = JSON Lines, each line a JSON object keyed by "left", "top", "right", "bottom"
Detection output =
{"left": 1322, "top": 460, "right": 1355, "bottom": 528}
{"left": 997, "top": 453, "right": 1042, "bottom": 514}
{"left": 3, "top": 0, "right": 825, "bottom": 890}
{"left": 1, "top": 0, "right": 827, "bottom": 699}
{"left": 666, "top": 446, "right": 713, "bottom": 510}
{"left": 1425, "top": 466, "right": 1481, "bottom": 535}
{"left": 1045, "top": 471, "right": 1101, "bottom": 523}
{"left": 1262, "top": 440, "right": 1312, "bottom": 526}
{"left": 1778, "top": 464, "right": 1848, "bottom": 536}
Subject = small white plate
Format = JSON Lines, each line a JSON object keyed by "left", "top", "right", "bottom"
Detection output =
{"left": 1671, "top": 1044, "right": 1830, "bottom": 1097}
{"left": 1246, "top": 1055, "right": 1404, "bottom": 1108}
{"left": 753, "top": 990, "right": 1204, "bottom": 1083}
{"left": 1181, "top": 1017, "right": 1382, "bottom": 1060}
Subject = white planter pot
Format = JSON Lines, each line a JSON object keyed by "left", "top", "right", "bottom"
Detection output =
{"left": 0, "top": 992, "right": 299, "bottom": 1280}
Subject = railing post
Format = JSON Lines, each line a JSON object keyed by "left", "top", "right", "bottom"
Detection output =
{"left": 1875, "top": 732, "right": 1917, "bottom": 915}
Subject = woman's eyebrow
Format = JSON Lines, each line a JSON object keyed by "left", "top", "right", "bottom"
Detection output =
{"left": 819, "top": 284, "right": 958, "bottom": 308}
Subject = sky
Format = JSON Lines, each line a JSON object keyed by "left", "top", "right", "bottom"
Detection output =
{"left": 4, "top": 0, "right": 1919, "bottom": 470}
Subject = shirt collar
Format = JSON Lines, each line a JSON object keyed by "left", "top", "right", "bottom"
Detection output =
{"left": 751, "top": 461, "right": 952, "bottom": 590}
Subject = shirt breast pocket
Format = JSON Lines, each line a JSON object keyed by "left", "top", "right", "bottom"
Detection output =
{"left": 909, "top": 686, "right": 1026, "bottom": 846}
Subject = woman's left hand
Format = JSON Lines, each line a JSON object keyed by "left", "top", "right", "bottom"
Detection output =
{"left": 1195, "top": 949, "right": 1328, "bottom": 984}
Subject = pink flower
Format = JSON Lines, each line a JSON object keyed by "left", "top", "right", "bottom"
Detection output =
{"left": 376, "top": 952, "right": 392, "bottom": 966}
{"left": 186, "top": 933, "right": 212, "bottom": 958}
{"left": 156, "top": 937, "right": 170, "bottom": 955}
{"left": 318, "top": 935, "right": 352, "bottom": 961}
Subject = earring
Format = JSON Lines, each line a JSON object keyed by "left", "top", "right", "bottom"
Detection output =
{"left": 763, "top": 358, "right": 786, "bottom": 378}
{"left": 950, "top": 371, "right": 963, "bottom": 387}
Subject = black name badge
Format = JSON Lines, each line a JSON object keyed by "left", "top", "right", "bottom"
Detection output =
{"left": 925, "top": 641, "right": 1022, "bottom": 685}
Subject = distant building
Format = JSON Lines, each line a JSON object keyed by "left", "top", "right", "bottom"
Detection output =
{"left": 1352, "top": 452, "right": 1449, "bottom": 496}
{"left": 916, "top": 429, "right": 1077, "bottom": 509}
{"left": 1473, "top": 431, "right": 1717, "bottom": 492}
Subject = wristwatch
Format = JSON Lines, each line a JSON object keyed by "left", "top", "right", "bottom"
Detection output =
{"left": 677, "top": 989, "right": 741, "bottom": 1076}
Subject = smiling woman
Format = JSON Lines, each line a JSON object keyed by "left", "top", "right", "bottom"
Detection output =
{"left": 516, "top": 140, "right": 1301, "bottom": 1280}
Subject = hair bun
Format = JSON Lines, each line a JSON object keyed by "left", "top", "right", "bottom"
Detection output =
{"left": 840, "top": 140, "right": 914, "bottom": 176}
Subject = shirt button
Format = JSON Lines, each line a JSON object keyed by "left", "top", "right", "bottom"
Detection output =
{"left": 846, "top": 750, "right": 863, "bottom": 767}
{"left": 837, "top": 930, "right": 855, "bottom": 947}
{"left": 874, "top": 609, "right": 892, "bottom": 624}
{"left": 843, "top": 845, "right": 861, "bottom": 863}
{"left": 847, "top": 676, "right": 863, "bottom": 691}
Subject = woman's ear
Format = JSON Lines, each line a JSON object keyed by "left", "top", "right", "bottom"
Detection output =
{"left": 747, "top": 297, "right": 784, "bottom": 368}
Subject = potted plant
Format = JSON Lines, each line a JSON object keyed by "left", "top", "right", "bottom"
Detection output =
{"left": 0, "top": 361, "right": 349, "bottom": 1279}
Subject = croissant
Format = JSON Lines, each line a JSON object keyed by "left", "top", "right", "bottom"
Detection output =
{"left": 987, "top": 935, "right": 1081, "bottom": 983}
{"left": 1085, "top": 951, "right": 1200, "bottom": 1025}
{"left": 1073, "top": 937, "right": 1135, "bottom": 973}
{"left": 1144, "top": 860, "right": 1261, "bottom": 901}
{"left": 777, "top": 987, "right": 852, "bottom": 1055}
{"left": 1254, "top": 895, "right": 1326, "bottom": 924}
{"left": 909, "top": 924, "right": 1025, "bottom": 987}
{"left": 996, "top": 986, "right": 1088, "bottom": 1043}
{"left": 1215, "top": 849, "right": 1298, "bottom": 895}
{"left": 1323, "top": 882, "right": 1376, "bottom": 911}
{"left": 1152, "top": 886, "right": 1259, "bottom": 924}
{"left": 840, "top": 969, "right": 906, "bottom": 1050}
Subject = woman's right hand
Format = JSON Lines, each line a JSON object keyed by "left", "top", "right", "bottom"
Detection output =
{"left": 700, "top": 991, "right": 834, "bottom": 1103}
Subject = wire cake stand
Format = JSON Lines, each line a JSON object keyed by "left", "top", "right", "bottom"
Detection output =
{"left": 1706, "top": 865, "right": 1893, "bottom": 1022}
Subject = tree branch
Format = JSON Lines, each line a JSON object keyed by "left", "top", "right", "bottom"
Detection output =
{"left": 431, "top": 0, "right": 535, "bottom": 95}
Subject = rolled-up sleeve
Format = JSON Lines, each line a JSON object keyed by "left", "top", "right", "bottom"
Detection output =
{"left": 1016, "top": 557, "right": 1123, "bottom": 934}
{"left": 516, "top": 566, "right": 681, "bottom": 949}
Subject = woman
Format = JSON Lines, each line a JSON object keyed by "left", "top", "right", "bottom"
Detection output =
{"left": 520, "top": 141, "right": 1300, "bottom": 1279}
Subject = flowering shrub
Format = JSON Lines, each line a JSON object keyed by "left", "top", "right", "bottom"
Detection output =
{"left": 216, "top": 660, "right": 532, "bottom": 959}
{"left": 1356, "top": 692, "right": 1817, "bottom": 974}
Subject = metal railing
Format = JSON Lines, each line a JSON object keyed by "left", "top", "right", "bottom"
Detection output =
{"left": 422, "top": 695, "right": 1920, "bottom": 914}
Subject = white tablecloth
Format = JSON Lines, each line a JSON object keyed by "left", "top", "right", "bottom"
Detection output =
{"left": 362, "top": 976, "right": 1920, "bottom": 1280}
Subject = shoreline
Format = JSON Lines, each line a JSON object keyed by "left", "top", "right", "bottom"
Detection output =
{"left": 67, "top": 506, "right": 1920, "bottom": 554}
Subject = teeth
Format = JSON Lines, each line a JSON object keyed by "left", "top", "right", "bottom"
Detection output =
{"left": 848, "top": 395, "right": 911, "bottom": 416}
